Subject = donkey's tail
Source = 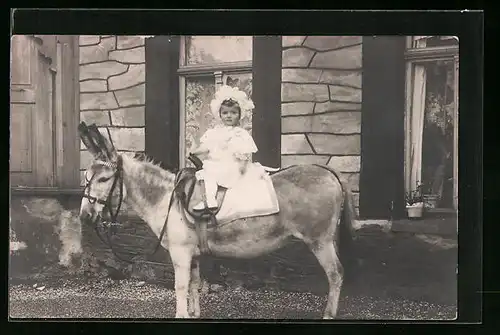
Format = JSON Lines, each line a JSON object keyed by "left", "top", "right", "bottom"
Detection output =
{"left": 338, "top": 178, "right": 357, "bottom": 280}
{"left": 339, "top": 181, "right": 356, "bottom": 247}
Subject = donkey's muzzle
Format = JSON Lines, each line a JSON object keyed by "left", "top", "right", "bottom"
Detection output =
{"left": 79, "top": 209, "right": 99, "bottom": 226}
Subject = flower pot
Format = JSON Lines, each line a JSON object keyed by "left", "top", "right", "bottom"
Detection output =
{"left": 406, "top": 202, "right": 424, "bottom": 219}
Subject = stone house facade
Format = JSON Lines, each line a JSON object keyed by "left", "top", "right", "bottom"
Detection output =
{"left": 10, "top": 34, "right": 459, "bottom": 287}
{"left": 72, "top": 35, "right": 367, "bottom": 285}
{"left": 77, "top": 35, "right": 364, "bottom": 213}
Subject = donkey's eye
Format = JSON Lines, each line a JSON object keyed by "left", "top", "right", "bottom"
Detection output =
{"left": 97, "top": 176, "right": 112, "bottom": 183}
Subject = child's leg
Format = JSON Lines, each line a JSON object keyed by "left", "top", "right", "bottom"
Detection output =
{"left": 193, "top": 170, "right": 218, "bottom": 210}
{"left": 203, "top": 177, "right": 218, "bottom": 208}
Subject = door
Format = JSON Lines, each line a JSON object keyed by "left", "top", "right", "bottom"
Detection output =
{"left": 10, "top": 35, "right": 56, "bottom": 187}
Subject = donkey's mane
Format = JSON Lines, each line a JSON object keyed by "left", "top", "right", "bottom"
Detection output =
{"left": 122, "top": 152, "right": 176, "bottom": 186}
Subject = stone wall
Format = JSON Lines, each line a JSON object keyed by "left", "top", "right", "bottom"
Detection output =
{"left": 72, "top": 36, "right": 175, "bottom": 286}
{"left": 280, "top": 36, "right": 363, "bottom": 213}
{"left": 79, "top": 35, "right": 147, "bottom": 187}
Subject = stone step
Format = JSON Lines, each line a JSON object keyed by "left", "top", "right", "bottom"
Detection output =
{"left": 391, "top": 217, "right": 457, "bottom": 238}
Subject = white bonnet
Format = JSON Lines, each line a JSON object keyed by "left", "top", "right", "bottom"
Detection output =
{"left": 209, "top": 85, "right": 255, "bottom": 117}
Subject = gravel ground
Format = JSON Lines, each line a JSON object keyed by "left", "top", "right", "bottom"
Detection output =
{"left": 9, "top": 222, "right": 458, "bottom": 320}
{"left": 9, "top": 277, "right": 456, "bottom": 320}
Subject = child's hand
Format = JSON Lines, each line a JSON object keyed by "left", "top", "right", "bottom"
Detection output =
{"left": 190, "top": 143, "right": 209, "bottom": 156}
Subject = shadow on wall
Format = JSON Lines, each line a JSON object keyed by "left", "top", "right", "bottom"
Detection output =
{"left": 10, "top": 197, "right": 83, "bottom": 281}
{"left": 9, "top": 196, "right": 174, "bottom": 284}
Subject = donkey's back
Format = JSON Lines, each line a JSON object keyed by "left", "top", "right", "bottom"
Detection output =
{"left": 271, "top": 164, "right": 348, "bottom": 237}
{"left": 205, "top": 164, "right": 351, "bottom": 258}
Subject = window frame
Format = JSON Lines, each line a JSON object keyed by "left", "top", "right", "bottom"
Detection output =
{"left": 177, "top": 36, "right": 253, "bottom": 168}
{"left": 403, "top": 36, "right": 459, "bottom": 211}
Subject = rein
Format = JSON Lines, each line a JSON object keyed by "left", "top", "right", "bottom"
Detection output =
{"left": 83, "top": 156, "right": 180, "bottom": 264}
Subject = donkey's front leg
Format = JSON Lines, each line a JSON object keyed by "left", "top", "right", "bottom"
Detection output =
{"left": 188, "top": 257, "right": 201, "bottom": 318}
{"left": 170, "top": 245, "right": 193, "bottom": 318}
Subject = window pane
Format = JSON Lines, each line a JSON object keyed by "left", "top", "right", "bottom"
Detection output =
{"left": 185, "top": 36, "right": 253, "bottom": 65}
{"left": 411, "top": 36, "right": 459, "bottom": 48}
{"left": 184, "top": 77, "right": 216, "bottom": 167}
{"left": 421, "top": 60, "right": 456, "bottom": 209}
{"left": 222, "top": 72, "right": 253, "bottom": 133}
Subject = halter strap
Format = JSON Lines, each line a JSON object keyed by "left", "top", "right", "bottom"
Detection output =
{"left": 94, "top": 160, "right": 118, "bottom": 169}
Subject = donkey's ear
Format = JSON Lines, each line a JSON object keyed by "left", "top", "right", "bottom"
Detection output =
{"left": 78, "top": 122, "right": 102, "bottom": 158}
{"left": 100, "top": 129, "right": 118, "bottom": 161}
{"left": 87, "top": 124, "right": 117, "bottom": 161}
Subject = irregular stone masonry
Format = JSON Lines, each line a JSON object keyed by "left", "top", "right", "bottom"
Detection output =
{"left": 280, "top": 36, "right": 363, "bottom": 209}
{"left": 79, "top": 36, "right": 147, "bottom": 186}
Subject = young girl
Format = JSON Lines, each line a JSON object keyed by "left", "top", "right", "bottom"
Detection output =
{"left": 190, "top": 85, "right": 258, "bottom": 211}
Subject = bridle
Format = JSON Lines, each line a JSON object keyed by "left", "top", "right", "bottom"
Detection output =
{"left": 82, "top": 156, "right": 133, "bottom": 262}
{"left": 83, "top": 157, "right": 124, "bottom": 224}
{"left": 82, "top": 154, "right": 185, "bottom": 264}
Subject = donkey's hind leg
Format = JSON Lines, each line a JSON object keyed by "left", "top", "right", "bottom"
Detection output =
{"left": 308, "top": 238, "right": 344, "bottom": 319}
{"left": 188, "top": 257, "right": 201, "bottom": 318}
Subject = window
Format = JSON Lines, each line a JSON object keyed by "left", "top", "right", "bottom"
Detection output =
{"left": 178, "top": 36, "right": 253, "bottom": 168}
{"left": 404, "top": 36, "right": 459, "bottom": 210}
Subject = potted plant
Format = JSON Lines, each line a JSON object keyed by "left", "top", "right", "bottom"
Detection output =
{"left": 421, "top": 182, "right": 440, "bottom": 209}
{"left": 405, "top": 182, "right": 425, "bottom": 219}
{"left": 423, "top": 193, "right": 440, "bottom": 209}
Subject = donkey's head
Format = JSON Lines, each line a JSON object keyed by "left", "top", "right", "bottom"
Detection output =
{"left": 78, "top": 122, "right": 126, "bottom": 225}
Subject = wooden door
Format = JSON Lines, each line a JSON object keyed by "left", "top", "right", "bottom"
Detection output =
{"left": 10, "top": 35, "right": 55, "bottom": 187}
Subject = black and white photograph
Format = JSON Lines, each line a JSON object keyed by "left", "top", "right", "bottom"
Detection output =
{"left": 9, "top": 30, "right": 465, "bottom": 320}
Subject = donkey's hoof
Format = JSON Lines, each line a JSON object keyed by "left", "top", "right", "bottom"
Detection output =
{"left": 322, "top": 313, "right": 336, "bottom": 319}
{"left": 175, "top": 311, "right": 192, "bottom": 318}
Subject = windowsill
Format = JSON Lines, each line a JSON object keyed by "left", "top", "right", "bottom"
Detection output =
{"left": 392, "top": 215, "right": 457, "bottom": 237}
{"left": 10, "top": 186, "right": 84, "bottom": 197}
{"left": 424, "top": 208, "right": 458, "bottom": 219}
{"left": 426, "top": 207, "right": 456, "bottom": 213}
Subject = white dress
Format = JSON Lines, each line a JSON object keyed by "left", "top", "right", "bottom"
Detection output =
{"left": 198, "top": 125, "right": 258, "bottom": 188}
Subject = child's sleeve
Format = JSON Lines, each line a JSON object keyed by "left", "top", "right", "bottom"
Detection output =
{"left": 199, "top": 129, "right": 216, "bottom": 150}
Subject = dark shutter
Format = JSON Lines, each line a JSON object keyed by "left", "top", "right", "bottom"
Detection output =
{"left": 359, "top": 36, "right": 406, "bottom": 219}
{"left": 145, "top": 36, "right": 180, "bottom": 172}
{"left": 252, "top": 36, "right": 282, "bottom": 168}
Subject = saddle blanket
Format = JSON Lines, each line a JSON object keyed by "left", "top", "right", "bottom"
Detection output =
{"left": 214, "top": 170, "right": 280, "bottom": 226}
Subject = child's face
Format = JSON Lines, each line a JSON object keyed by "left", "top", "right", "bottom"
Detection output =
{"left": 220, "top": 104, "right": 240, "bottom": 126}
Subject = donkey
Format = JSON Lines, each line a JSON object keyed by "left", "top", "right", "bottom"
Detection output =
{"left": 78, "top": 122, "right": 357, "bottom": 319}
